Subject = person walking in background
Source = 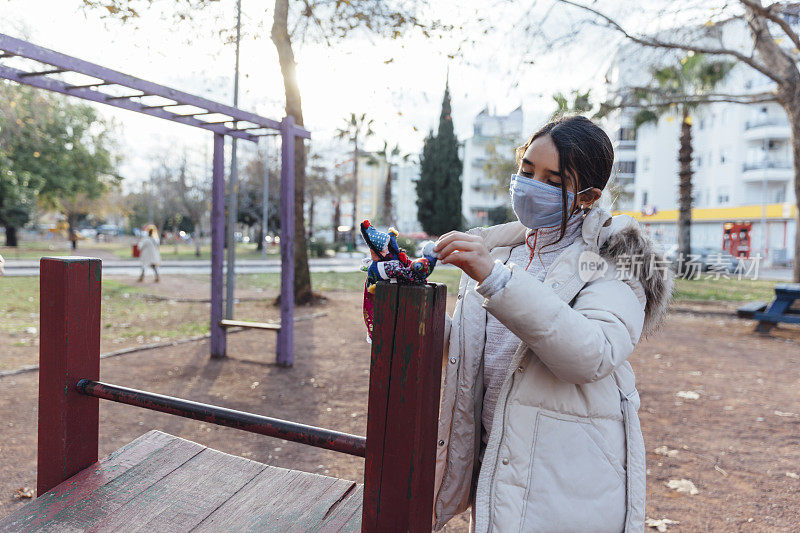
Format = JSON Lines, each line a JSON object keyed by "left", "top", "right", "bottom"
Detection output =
{"left": 137, "top": 225, "right": 161, "bottom": 282}
{"left": 69, "top": 229, "right": 78, "bottom": 250}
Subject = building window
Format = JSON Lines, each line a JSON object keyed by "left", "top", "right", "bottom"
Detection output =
{"left": 717, "top": 187, "right": 730, "bottom": 204}
{"left": 696, "top": 155, "right": 703, "bottom": 167}
{"left": 720, "top": 149, "right": 728, "bottom": 164}
{"left": 641, "top": 191, "right": 649, "bottom": 207}
{"left": 643, "top": 157, "right": 650, "bottom": 171}
{"left": 618, "top": 128, "right": 636, "bottom": 142}
{"left": 616, "top": 161, "right": 636, "bottom": 174}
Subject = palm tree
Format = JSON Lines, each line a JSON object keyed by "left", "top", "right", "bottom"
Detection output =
{"left": 551, "top": 89, "right": 593, "bottom": 120}
{"left": 631, "top": 53, "right": 733, "bottom": 270}
{"left": 335, "top": 113, "right": 375, "bottom": 246}
{"left": 371, "top": 141, "right": 411, "bottom": 227}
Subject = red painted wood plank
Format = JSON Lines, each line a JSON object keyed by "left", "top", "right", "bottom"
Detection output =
{"left": 361, "top": 282, "right": 398, "bottom": 530}
{"left": 31, "top": 435, "right": 204, "bottom": 532}
{"left": 0, "top": 430, "right": 185, "bottom": 531}
{"left": 408, "top": 283, "right": 446, "bottom": 530}
{"left": 83, "top": 448, "right": 266, "bottom": 532}
{"left": 37, "top": 257, "right": 102, "bottom": 495}
{"left": 362, "top": 283, "right": 446, "bottom": 533}
{"left": 378, "top": 285, "right": 429, "bottom": 527}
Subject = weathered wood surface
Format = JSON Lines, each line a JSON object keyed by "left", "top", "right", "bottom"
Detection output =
{"left": 37, "top": 257, "right": 101, "bottom": 496}
{"left": 219, "top": 319, "right": 280, "bottom": 331}
{"left": 0, "top": 431, "right": 363, "bottom": 532}
{"left": 362, "top": 283, "right": 447, "bottom": 533}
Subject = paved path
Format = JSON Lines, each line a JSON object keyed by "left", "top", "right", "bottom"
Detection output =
{"left": 2, "top": 257, "right": 368, "bottom": 277}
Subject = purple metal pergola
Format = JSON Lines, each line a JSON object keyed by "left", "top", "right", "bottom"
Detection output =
{"left": 0, "top": 33, "right": 307, "bottom": 366}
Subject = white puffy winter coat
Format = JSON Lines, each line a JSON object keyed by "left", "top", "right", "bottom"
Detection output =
{"left": 433, "top": 207, "right": 673, "bottom": 533}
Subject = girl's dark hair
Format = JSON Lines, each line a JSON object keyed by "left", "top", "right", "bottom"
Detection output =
{"left": 515, "top": 115, "right": 614, "bottom": 242}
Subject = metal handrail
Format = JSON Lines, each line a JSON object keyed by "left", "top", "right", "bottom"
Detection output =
{"left": 76, "top": 379, "right": 366, "bottom": 458}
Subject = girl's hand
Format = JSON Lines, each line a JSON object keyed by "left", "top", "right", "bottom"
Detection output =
{"left": 434, "top": 231, "right": 494, "bottom": 283}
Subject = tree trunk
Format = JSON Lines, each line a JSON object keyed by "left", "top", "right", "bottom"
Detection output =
{"left": 351, "top": 140, "right": 359, "bottom": 246}
{"left": 677, "top": 107, "right": 694, "bottom": 273}
{"left": 383, "top": 164, "right": 394, "bottom": 227}
{"left": 5, "top": 226, "right": 18, "bottom": 247}
{"left": 272, "top": 0, "right": 313, "bottom": 304}
{"left": 308, "top": 194, "right": 315, "bottom": 240}
{"left": 787, "top": 103, "right": 800, "bottom": 282}
{"left": 333, "top": 198, "right": 341, "bottom": 245}
{"left": 256, "top": 223, "right": 264, "bottom": 251}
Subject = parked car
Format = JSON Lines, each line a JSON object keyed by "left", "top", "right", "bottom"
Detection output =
{"left": 78, "top": 228, "right": 97, "bottom": 239}
{"left": 668, "top": 246, "right": 739, "bottom": 275}
{"left": 98, "top": 224, "right": 121, "bottom": 236}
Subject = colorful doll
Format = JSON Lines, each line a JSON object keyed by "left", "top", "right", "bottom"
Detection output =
{"left": 360, "top": 220, "right": 439, "bottom": 341}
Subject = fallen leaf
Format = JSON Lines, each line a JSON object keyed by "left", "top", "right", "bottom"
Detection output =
{"left": 774, "top": 410, "right": 798, "bottom": 418}
{"left": 654, "top": 446, "right": 679, "bottom": 458}
{"left": 666, "top": 478, "right": 698, "bottom": 495}
{"left": 14, "top": 487, "right": 34, "bottom": 499}
{"left": 786, "top": 472, "right": 799, "bottom": 479}
{"left": 646, "top": 517, "right": 680, "bottom": 531}
{"left": 676, "top": 391, "right": 700, "bottom": 400}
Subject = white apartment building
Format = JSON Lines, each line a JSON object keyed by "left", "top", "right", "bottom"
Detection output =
{"left": 391, "top": 162, "right": 423, "bottom": 235}
{"left": 604, "top": 25, "right": 797, "bottom": 263}
{"left": 461, "top": 106, "right": 524, "bottom": 227}
{"left": 313, "top": 153, "right": 422, "bottom": 242}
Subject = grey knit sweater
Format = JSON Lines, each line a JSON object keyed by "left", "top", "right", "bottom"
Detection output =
{"left": 475, "top": 215, "right": 584, "bottom": 441}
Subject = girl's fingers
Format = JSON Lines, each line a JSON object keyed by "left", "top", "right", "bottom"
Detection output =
{"left": 437, "top": 239, "right": 479, "bottom": 261}
{"left": 442, "top": 250, "right": 476, "bottom": 269}
{"left": 434, "top": 231, "right": 475, "bottom": 252}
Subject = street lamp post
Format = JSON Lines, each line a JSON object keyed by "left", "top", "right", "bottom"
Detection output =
{"left": 225, "top": 0, "right": 242, "bottom": 320}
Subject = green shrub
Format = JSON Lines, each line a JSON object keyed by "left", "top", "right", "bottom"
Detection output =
{"left": 396, "top": 235, "right": 418, "bottom": 257}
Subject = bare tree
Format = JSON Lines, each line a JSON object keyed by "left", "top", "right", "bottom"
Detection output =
{"left": 552, "top": 0, "right": 800, "bottom": 281}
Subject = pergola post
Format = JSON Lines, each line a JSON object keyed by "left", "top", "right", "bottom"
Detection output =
{"left": 277, "top": 116, "right": 296, "bottom": 367}
{"left": 210, "top": 133, "right": 226, "bottom": 358}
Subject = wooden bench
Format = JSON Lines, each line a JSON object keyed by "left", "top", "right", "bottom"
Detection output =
{"left": 0, "top": 257, "right": 446, "bottom": 532}
{"left": 749, "top": 283, "right": 800, "bottom": 333}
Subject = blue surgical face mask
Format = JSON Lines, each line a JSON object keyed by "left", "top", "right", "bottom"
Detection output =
{"left": 509, "top": 174, "right": 590, "bottom": 230}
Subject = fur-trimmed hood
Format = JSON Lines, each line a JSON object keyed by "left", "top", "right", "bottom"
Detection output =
{"left": 598, "top": 214, "right": 674, "bottom": 338}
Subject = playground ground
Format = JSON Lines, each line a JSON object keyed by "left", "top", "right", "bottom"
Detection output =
{"left": 1, "top": 276, "right": 799, "bottom": 531}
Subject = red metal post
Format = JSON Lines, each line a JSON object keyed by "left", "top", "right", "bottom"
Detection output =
{"left": 37, "top": 257, "right": 101, "bottom": 495}
{"left": 362, "top": 283, "right": 447, "bottom": 532}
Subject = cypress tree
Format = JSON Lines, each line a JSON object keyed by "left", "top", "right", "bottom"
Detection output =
{"left": 417, "top": 84, "right": 462, "bottom": 236}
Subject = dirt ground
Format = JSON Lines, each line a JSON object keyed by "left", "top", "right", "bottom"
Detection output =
{"left": 1, "top": 276, "right": 799, "bottom": 531}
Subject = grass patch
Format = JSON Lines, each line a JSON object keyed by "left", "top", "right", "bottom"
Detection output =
{"left": 673, "top": 276, "right": 777, "bottom": 302}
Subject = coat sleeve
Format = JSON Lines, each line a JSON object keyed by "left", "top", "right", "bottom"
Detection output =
{"left": 480, "top": 263, "right": 645, "bottom": 384}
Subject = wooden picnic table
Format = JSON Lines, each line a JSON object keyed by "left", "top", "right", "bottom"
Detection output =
{"left": 0, "top": 430, "right": 363, "bottom": 532}
{"left": 738, "top": 283, "right": 800, "bottom": 333}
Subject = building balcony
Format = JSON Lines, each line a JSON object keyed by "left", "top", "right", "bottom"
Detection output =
{"left": 743, "top": 118, "right": 790, "bottom": 141}
{"left": 745, "top": 116, "right": 789, "bottom": 129}
{"left": 614, "top": 140, "right": 636, "bottom": 149}
{"left": 741, "top": 160, "right": 793, "bottom": 181}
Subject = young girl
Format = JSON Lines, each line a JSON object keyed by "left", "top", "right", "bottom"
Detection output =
{"left": 431, "top": 115, "right": 672, "bottom": 532}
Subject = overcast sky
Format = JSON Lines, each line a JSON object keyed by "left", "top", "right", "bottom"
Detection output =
{"left": 2, "top": 0, "right": 644, "bottom": 186}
